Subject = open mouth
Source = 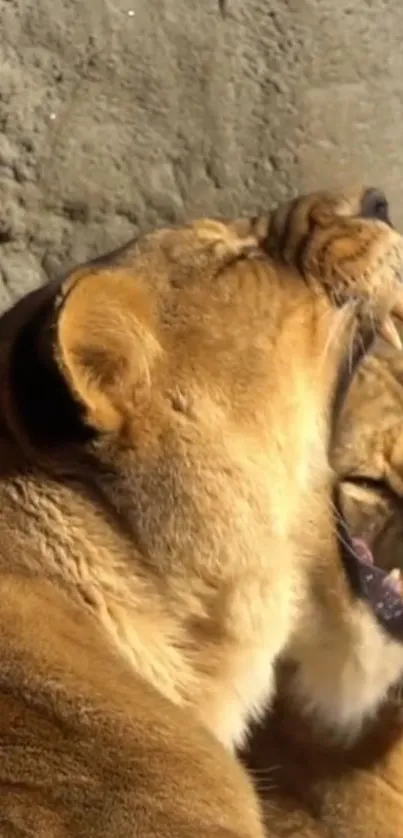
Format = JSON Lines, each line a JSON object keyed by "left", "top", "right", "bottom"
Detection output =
{"left": 335, "top": 482, "right": 403, "bottom": 640}
{"left": 350, "top": 536, "right": 403, "bottom": 622}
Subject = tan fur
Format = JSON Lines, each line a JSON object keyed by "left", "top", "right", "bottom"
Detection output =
{"left": 0, "top": 188, "right": 402, "bottom": 834}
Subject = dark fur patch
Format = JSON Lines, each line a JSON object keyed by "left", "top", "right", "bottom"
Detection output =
{"left": 10, "top": 302, "right": 94, "bottom": 447}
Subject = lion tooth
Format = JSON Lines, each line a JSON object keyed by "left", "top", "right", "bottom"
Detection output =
{"left": 386, "top": 568, "right": 403, "bottom": 594}
{"left": 379, "top": 317, "right": 402, "bottom": 350}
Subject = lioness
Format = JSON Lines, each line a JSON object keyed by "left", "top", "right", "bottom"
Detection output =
{"left": 247, "top": 319, "right": 403, "bottom": 838}
{"left": 0, "top": 187, "right": 402, "bottom": 835}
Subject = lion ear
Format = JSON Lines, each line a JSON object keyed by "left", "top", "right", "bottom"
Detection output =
{"left": 56, "top": 268, "right": 161, "bottom": 432}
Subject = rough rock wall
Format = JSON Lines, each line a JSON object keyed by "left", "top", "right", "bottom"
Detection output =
{"left": 1, "top": 0, "right": 402, "bottom": 309}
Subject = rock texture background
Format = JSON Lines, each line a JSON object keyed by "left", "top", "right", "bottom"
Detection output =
{"left": 1, "top": 0, "right": 403, "bottom": 309}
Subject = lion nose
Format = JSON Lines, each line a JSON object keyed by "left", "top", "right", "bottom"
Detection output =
{"left": 360, "top": 188, "right": 392, "bottom": 227}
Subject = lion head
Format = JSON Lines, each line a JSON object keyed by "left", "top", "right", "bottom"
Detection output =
{"left": 1, "top": 187, "right": 403, "bottom": 752}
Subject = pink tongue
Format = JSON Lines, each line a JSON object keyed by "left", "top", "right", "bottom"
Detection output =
{"left": 352, "top": 537, "right": 374, "bottom": 566}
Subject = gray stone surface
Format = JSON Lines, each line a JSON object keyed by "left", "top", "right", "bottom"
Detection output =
{"left": 1, "top": 0, "right": 403, "bottom": 308}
